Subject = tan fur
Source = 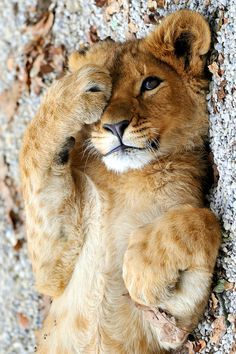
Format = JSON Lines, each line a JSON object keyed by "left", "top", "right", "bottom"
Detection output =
{"left": 20, "top": 10, "right": 221, "bottom": 353}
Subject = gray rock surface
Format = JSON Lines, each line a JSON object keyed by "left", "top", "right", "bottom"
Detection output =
{"left": 0, "top": 0, "right": 235, "bottom": 353}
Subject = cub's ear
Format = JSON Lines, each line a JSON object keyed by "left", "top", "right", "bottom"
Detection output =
{"left": 145, "top": 10, "right": 211, "bottom": 77}
{"left": 68, "top": 51, "right": 89, "bottom": 72}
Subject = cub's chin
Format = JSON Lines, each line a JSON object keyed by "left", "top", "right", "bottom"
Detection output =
{"left": 102, "top": 148, "right": 155, "bottom": 173}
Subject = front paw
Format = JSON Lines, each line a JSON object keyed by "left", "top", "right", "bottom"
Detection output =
{"left": 76, "top": 65, "right": 112, "bottom": 124}
{"left": 122, "top": 228, "right": 188, "bottom": 351}
{"left": 122, "top": 226, "right": 179, "bottom": 307}
{"left": 54, "top": 64, "right": 112, "bottom": 125}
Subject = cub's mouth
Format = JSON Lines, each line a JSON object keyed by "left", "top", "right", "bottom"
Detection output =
{"left": 90, "top": 120, "right": 160, "bottom": 173}
{"left": 104, "top": 143, "right": 144, "bottom": 157}
{"left": 96, "top": 138, "right": 160, "bottom": 174}
{"left": 101, "top": 143, "right": 158, "bottom": 173}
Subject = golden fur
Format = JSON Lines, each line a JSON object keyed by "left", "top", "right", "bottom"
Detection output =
{"left": 20, "top": 10, "right": 221, "bottom": 353}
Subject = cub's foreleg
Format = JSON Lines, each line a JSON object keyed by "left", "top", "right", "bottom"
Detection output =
{"left": 20, "top": 65, "right": 111, "bottom": 297}
{"left": 123, "top": 205, "right": 221, "bottom": 350}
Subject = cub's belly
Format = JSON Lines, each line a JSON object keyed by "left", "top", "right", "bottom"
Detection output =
{"left": 39, "top": 211, "right": 161, "bottom": 353}
{"left": 46, "top": 261, "right": 159, "bottom": 354}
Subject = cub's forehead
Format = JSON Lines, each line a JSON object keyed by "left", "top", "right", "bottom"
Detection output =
{"left": 111, "top": 41, "right": 149, "bottom": 77}
{"left": 87, "top": 39, "right": 158, "bottom": 73}
{"left": 69, "top": 38, "right": 174, "bottom": 85}
{"left": 94, "top": 39, "right": 168, "bottom": 82}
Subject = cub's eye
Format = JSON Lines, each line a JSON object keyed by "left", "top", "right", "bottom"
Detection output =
{"left": 141, "top": 76, "right": 162, "bottom": 92}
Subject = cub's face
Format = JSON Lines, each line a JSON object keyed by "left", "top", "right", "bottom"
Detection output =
{"left": 90, "top": 45, "right": 200, "bottom": 173}
{"left": 70, "top": 10, "right": 211, "bottom": 173}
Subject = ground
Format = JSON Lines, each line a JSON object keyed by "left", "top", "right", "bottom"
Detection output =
{"left": 0, "top": 0, "right": 235, "bottom": 353}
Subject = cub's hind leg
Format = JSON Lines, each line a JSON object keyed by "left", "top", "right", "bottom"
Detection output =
{"left": 20, "top": 65, "right": 111, "bottom": 297}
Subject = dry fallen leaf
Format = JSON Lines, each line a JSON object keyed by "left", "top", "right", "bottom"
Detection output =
{"left": 23, "top": 30, "right": 65, "bottom": 92}
{"left": 7, "top": 55, "right": 16, "bottom": 71}
{"left": 17, "top": 313, "right": 30, "bottom": 329}
{"left": 31, "top": 76, "right": 46, "bottom": 95}
{"left": 23, "top": 39, "right": 44, "bottom": 91}
{"left": 30, "top": 53, "right": 45, "bottom": 78}
{"left": 143, "top": 14, "right": 152, "bottom": 24}
{"left": 0, "top": 81, "right": 21, "bottom": 121}
{"left": 208, "top": 62, "right": 220, "bottom": 78}
{"left": 230, "top": 343, "right": 236, "bottom": 354}
{"left": 128, "top": 22, "right": 138, "bottom": 34}
{"left": 145, "top": 13, "right": 160, "bottom": 24}
{"left": 26, "top": 11, "right": 54, "bottom": 39}
{"left": 208, "top": 151, "right": 220, "bottom": 186}
{"left": 217, "top": 87, "right": 226, "bottom": 101}
{"left": 210, "top": 316, "right": 227, "bottom": 344}
{"left": 156, "top": 0, "right": 165, "bottom": 7}
{"left": 50, "top": 49, "right": 65, "bottom": 74}
{"left": 40, "top": 63, "right": 54, "bottom": 74}
{"left": 218, "top": 53, "right": 224, "bottom": 64}
{"left": 136, "top": 304, "right": 188, "bottom": 345}
{"left": 227, "top": 314, "right": 236, "bottom": 331}
{"left": 212, "top": 163, "right": 220, "bottom": 186}
{"left": 198, "top": 339, "right": 206, "bottom": 352}
{"left": 9, "top": 208, "right": 22, "bottom": 231}
{"left": 105, "top": 0, "right": 120, "bottom": 17}
{"left": 182, "top": 338, "right": 206, "bottom": 354}
{"left": 185, "top": 341, "right": 195, "bottom": 354}
{"left": 95, "top": 0, "right": 107, "bottom": 7}
{"left": 0, "top": 184, "right": 13, "bottom": 214}
{"left": 211, "top": 96, "right": 219, "bottom": 114}
{"left": 147, "top": 0, "right": 157, "bottom": 11}
{"left": 224, "top": 281, "right": 235, "bottom": 291}
{"left": 210, "top": 292, "right": 219, "bottom": 311}
{"left": 13, "top": 239, "right": 24, "bottom": 252}
{"left": 89, "top": 26, "right": 99, "bottom": 43}
{"left": 24, "top": 39, "right": 42, "bottom": 57}
{"left": 0, "top": 157, "right": 24, "bottom": 234}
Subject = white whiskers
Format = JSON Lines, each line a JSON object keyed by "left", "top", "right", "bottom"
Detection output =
{"left": 81, "top": 138, "right": 100, "bottom": 172}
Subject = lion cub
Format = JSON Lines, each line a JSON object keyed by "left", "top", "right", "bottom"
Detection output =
{"left": 20, "top": 10, "right": 220, "bottom": 353}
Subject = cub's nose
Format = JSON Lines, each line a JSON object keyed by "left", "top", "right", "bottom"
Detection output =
{"left": 103, "top": 120, "right": 129, "bottom": 140}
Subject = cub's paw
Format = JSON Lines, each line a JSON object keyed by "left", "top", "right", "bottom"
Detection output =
{"left": 123, "top": 227, "right": 188, "bottom": 350}
{"left": 54, "top": 64, "right": 112, "bottom": 125}
{"left": 78, "top": 65, "right": 112, "bottom": 125}
{"left": 122, "top": 226, "right": 179, "bottom": 307}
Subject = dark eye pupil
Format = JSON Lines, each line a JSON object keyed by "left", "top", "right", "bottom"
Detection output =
{"left": 141, "top": 76, "right": 162, "bottom": 92}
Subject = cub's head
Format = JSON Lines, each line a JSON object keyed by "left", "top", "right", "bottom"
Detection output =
{"left": 70, "top": 10, "right": 211, "bottom": 173}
